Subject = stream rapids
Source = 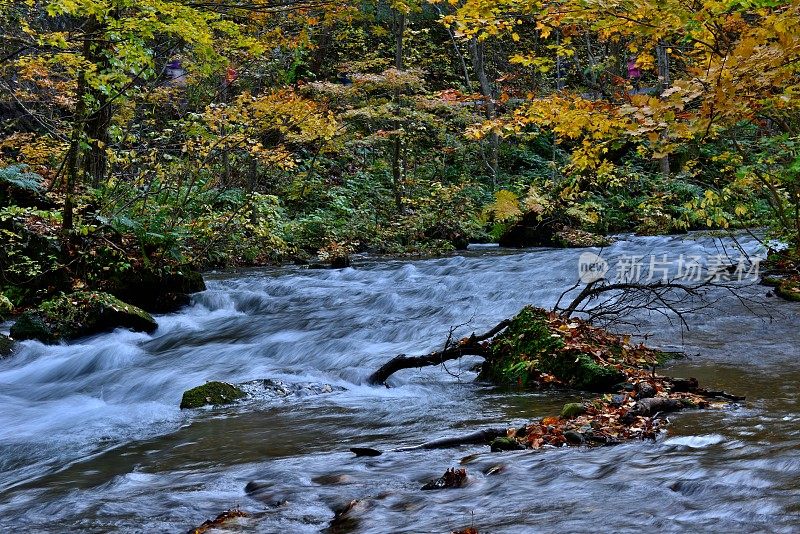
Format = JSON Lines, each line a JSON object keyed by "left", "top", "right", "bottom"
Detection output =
{"left": 1, "top": 234, "right": 799, "bottom": 533}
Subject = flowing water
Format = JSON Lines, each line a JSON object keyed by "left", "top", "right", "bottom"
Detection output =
{"left": 1, "top": 234, "right": 799, "bottom": 533}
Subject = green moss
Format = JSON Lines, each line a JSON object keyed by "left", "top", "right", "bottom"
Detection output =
{"left": 10, "top": 291, "right": 157, "bottom": 343}
{"left": 180, "top": 381, "right": 247, "bottom": 409}
{"left": 560, "top": 402, "right": 587, "bottom": 418}
{"left": 653, "top": 350, "right": 683, "bottom": 365}
{"left": 775, "top": 280, "right": 800, "bottom": 302}
{"left": 541, "top": 351, "right": 625, "bottom": 392}
{"left": 0, "top": 294, "right": 12, "bottom": 320}
{"left": 479, "top": 306, "right": 563, "bottom": 384}
{"left": 480, "top": 306, "right": 625, "bottom": 392}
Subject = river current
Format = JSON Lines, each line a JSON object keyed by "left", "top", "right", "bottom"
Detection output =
{"left": 1, "top": 234, "right": 798, "bottom": 533}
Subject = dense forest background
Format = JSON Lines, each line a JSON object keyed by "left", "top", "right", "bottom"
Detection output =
{"left": 1, "top": 0, "right": 799, "bottom": 309}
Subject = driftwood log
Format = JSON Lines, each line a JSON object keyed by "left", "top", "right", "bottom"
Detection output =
{"left": 367, "top": 319, "right": 510, "bottom": 385}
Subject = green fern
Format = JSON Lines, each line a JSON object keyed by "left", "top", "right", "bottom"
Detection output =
{"left": 0, "top": 164, "right": 44, "bottom": 192}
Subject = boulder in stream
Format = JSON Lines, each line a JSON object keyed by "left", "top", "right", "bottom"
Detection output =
{"left": 101, "top": 267, "right": 206, "bottom": 313}
{"left": 0, "top": 293, "right": 12, "bottom": 320}
{"left": 10, "top": 291, "right": 157, "bottom": 343}
{"left": 180, "top": 378, "right": 341, "bottom": 409}
{"left": 180, "top": 381, "right": 246, "bottom": 409}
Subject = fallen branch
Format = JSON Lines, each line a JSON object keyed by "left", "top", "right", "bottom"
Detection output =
{"left": 367, "top": 320, "right": 510, "bottom": 385}
{"left": 350, "top": 427, "right": 508, "bottom": 457}
{"left": 394, "top": 428, "right": 507, "bottom": 451}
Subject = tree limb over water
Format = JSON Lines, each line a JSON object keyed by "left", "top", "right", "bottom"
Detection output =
{"left": 367, "top": 320, "right": 510, "bottom": 385}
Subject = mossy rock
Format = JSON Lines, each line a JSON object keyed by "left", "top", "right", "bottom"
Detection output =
{"left": 0, "top": 334, "right": 14, "bottom": 356}
{"left": 9, "top": 291, "right": 157, "bottom": 343}
{"left": 480, "top": 306, "right": 625, "bottom": 392}
{"left": 479, "top": 306, "right": 563, "bottom": 383}
{"left": 775, "top": 280, "right": 800, "bottom": 302}
{"left": 490, "top": 436, "right": 524, "bottom": 452}
{"left": 0, "top": 294, "right": 12, "bottom": 320}
{"left": 101, "top": 267, "right": 206, "bottom": 313}
{"left": 180, "top": 381, "right": 246, "bottom": 409}
{"left": 540, "top": 351, "right": 625, "bottom": 392}
{"left": 761, "top": 275, "right": 784, "bottom": 288}
{"left": 498, "top": 212, "right": 562, "bottom": 248}
{"left": 560, "top": 402, "right": 587, "bottom": 418}
{"left": 498, "top": 210, "right": 609, "bottom": 249}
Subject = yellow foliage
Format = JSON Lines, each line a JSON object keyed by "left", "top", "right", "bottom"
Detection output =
{"left": 485, "top": 189, "right": 522, "bottom": 222}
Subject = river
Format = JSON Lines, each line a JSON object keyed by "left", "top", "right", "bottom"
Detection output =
{"left": 1, "top": 234, "right": 798, "bottom": 533}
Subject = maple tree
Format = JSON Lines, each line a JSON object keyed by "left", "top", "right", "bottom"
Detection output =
{"left": 448, "top": 0, "right": 800, "bottom": 245}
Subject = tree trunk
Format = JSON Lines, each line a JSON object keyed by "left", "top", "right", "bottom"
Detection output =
{"left": 82, "top": 17, "right": 112, "bottom": 188}
{"left": 85, "top": 99, "right": 111, "bottom": 187}
{"left": 63, "top": 21, "right": 95, "bottom": 232}
{"left": 433, "top": 4, "right": 471, "bottom": 91}
{"left": 391, "top": 12, "right": 406, "bottom": 213}
{"left": 469, "top": 38, "right": 498, "bottom": 188}
{"left": 657, "top": 41, "right": 671, "bottom": 176}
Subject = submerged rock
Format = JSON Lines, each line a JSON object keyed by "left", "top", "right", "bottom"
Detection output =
{"left": 180, "top": 381, "right": 246, "bottom": 409}
{"left": 9, "top": 291, "right": 157, "bottom": 343}
{"left": 421, "top": 467, "right": 468, "bottom": 490}
{"left": 238, "top": 379, "right": 341, "bottom": 400}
